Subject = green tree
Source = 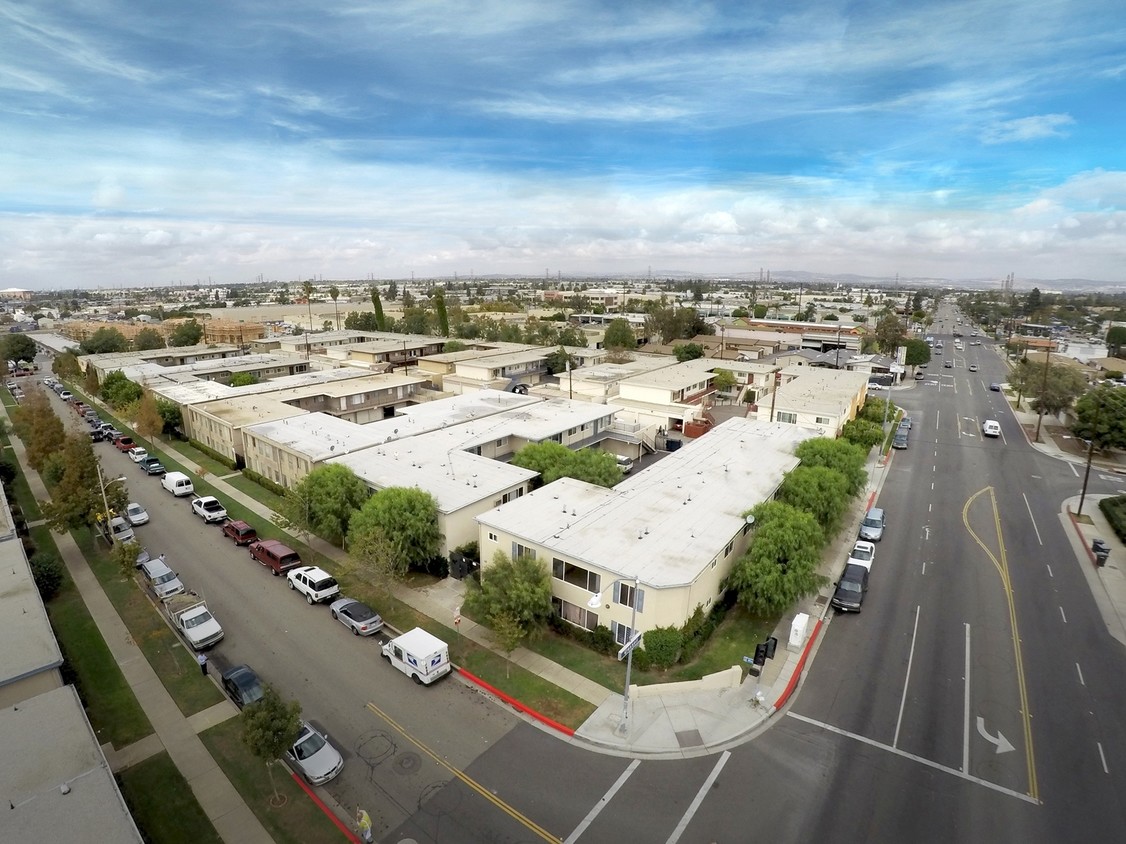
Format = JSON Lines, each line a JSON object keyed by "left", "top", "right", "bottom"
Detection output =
{"left": 156, "top": 398, "right": 182, "bottom": 435}
{"left": 53, "top": 351, "right": 82, "bottom": 381}
{"left": 346, "top": 522, "right": 403, "bottom": 589}
{"left": 1, "top": 333, "right": 37, "bottom": 363}
{"left": 371, "top": 286, "right": 387, "bottom": 331}
{"left": 433, "top": 290, "right": 450, "bottom": 337}
{"left": 841, "top": 418, "right": 883, "bottom": 451}
{"left": 80, "top": 327, "right": 130, "bottom": 355}
{"left": 712, "top": 369, "right": 737, "bottom": 394}
{"left": 41, "top": 434, "right": 127, "bottom": 532}
{"left": 753, "top": 304, "right": 769, "bottom": 319}
{"left": 1031, "top": 364, "right": 1089, "bottom": 416}
{"left": 170, "top": 319, "right": 204, "bottom": 347}
{"left": 903, "top": 338, "right": 931, "bottom": 369}
{"left": 241, "top": 685, "right": 302, "bottom": 803}
{"left": 731, "top": 307, "right": 749, "bottom": 318}
{"left": 12, "top": 391, "right": 65, "bottom": 472}
{"left": 1026, "top": 287, "right": 1043, "bottom": 318}
{"left": 463, "top": 551, "right": 553, "bottom": 639}
{"left": 603, "top": 318, "right": 636, "bottom": 351}
{"left": 727, "top": 501, "right": 825, "bottom": 616}
{"left": 84, "top": 364, "right": 100, "bottom": 395}
{"left": 100, "top": 370, "right": 143, "bottom": 409}
{"left": 1008, "top": 357, "right": 1038, "bottom": 407}
{"left": 112, "top": 540, "right": 143, "bottom": 580}
{"left": 329, "top": 285, "right": 340, "bottom": 330}
{"left": 673, "top": 343, "right": 705, "bottom": 362}
{"left": 511, "top": 442, "right": 620, "bottom": 488}
{"left": 229, "top": 372, "right": 259, "bottom": 387}
{"left": 1106, "top": 326, "right": 1126, "bottom": 357}
{"left": 277, "top": 465, "right": 369, "bottom": 546}
{"left": 545, "top": 346, "right": 577, "bottom": 376}
{"left": 443, "top": 339, "right": 468, "bottom": 353}
{"left": 29, "top": 552, "right": 64, "bottom": 600}
{"left": 794, "top": 438, "right": 868, "bottom": 496}
{"left": 857, "top": 396, "right": 895, "bottom": 424}
{"left": 646, "top": 306, "right": 706, "bottom": 344}
{"left": 1072, "top": 386, "right": 1126, "bottom": 450}
{"left": 347, "top": 487, "right": 441, "bottom": 572}
{"left": 135, "top": 390, "right": 165, "bottom": 443}
{"left": 387, "top": 280, "right": 398, "bottom": 300}
{"left": 489, "top": 611, "right": 526, "bottom": 678}
{"left": 642, "top": 627, "right": 683, "bottom": 671}
{"left": 133, "top": 327, "right": 166, "bottom": 350}
{"left": 873, "top": 315, "right": 905, "bottom": 354}
{"left": 777, "top": 464, "right": 851, "bottom": 534}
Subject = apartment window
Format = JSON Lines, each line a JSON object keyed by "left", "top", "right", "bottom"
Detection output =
{"left": 488, "top": 532, "right": 497, "bottom": 542}
{"left": 725, "top": 540, "right": 734, "bottom": 557}
{"left": 615, "top": 582, "right": 644, "bottom": 612}
{"left": 611, "top": 621, "right": 635, "bottom": 646}
{"left": 777, "top": 411, "right": 797, "bottom": 424}
{"left": 553, "top": 597, "right": 599, "bottom": 632}
{"left": 552, "top": 558, "right": 601, "bottom": 593}
{"left": 512, "top": 542, "right": 536, "bottom": 561}
{"left": 815, "top": 416, "right": 832, "bottom": 425}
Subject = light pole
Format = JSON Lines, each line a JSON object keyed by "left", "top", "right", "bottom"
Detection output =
{"left": 96, "top": 462, "right": 127, "bottom": 546}
{"left": 588, "top": 575, "right": 640, "bottom": 736}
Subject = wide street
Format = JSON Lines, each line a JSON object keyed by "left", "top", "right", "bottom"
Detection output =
{"left": 38, "top": 319, "right": 1126, "bottom": 842}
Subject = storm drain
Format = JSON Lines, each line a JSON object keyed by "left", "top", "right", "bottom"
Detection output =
{"left": 675, "top": 729, "right": 703, "bottom": 748}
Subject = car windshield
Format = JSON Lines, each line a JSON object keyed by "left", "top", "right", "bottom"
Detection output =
{"left": 851, "top": 546, "right": 873, "bottom": 562}
{"left": 863, "top": 516, "right": 881, "bottom": 529}
{"left": 153, "top": 572, "right": 176, "bottom": 585}
{"left": 183, "top": 611, "right": 213, "bottom": 629}
{"left": 294, "top": 730, "right": 325, "bottom": 760}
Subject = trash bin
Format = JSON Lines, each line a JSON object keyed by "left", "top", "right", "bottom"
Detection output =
{"left": 1096, "top": 551, "right": 1110, "bottom": 567}
{"left": 1092, "top": 538, "right": 1110, "bottom": 555}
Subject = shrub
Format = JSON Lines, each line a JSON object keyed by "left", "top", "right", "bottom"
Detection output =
{"left": 242, "top": 468, "right": 287, "bottom": 497}
{"left": 643, "top": 627, "right": 683, "bottom": 670}
{"left": 591, "top": 625, "right": 616, "bottom": 656}
{"left": 29, "top": 552, "right": 64, "bottom": 600}
{"left": 630, "top": 647, "right": 652, "bottom": 672}
{"left": 0, "top": 458, "right": 16, "bottom": 487}
{"left": 1098, "top": 496, "right": 1126, "bottom": 543}
{"left": 188, "top": 438, "right": 237, "bottom": 470}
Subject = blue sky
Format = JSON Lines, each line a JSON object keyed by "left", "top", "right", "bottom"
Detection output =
{"left": 2, "top": 0, "right": 1125, "bottom": 288}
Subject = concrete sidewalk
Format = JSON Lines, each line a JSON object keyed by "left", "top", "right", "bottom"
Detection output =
{"left": 1, "top": 408, "right": 273, "bottom": 844}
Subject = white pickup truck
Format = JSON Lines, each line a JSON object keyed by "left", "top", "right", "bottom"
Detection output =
{"left": 163, "top": 593, "right": 224, "bottom": 650}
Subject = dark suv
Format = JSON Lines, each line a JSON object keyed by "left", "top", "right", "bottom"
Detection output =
{"left": 832, "top": 564, "right": 869, "bottom": 612}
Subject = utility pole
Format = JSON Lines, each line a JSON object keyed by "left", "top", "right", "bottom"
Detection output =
{"left": 1034, "top": 345, "right": 1052, "bottom": 442}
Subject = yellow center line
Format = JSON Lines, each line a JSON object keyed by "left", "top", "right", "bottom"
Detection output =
{"left": 963, "top": 487, "right": 1039, "bottom": 800}
{"left": 365, "top": 701, "right": 562, "bottom": 843}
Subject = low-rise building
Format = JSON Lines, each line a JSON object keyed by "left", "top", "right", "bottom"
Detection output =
{"left": 751, "top": 367, "right": 869, "bottom": 436}
{"left": 476, "top": 417, "right": 815, "bottom": 637}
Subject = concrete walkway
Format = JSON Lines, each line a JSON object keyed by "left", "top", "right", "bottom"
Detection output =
{"left": 0, "top": 407, "right": 273, "bottom": 844}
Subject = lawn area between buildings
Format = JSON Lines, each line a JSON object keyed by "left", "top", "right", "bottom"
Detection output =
{"left": 74, "top": 529, "right": 225, "bottom": 718}
{"left": 116, "top": 752, "right": 223, "bottom": 844}
{"left": 199, "top": 718, "right": 345, "bottom": 844}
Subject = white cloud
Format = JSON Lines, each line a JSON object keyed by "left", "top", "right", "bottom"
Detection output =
{"left": 981, "top": 113, "right": 1074, "bottom": 144}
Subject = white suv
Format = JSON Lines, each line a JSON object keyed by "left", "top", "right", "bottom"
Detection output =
{"left": 287, "top": 566, "right": 340, "bottom": 605}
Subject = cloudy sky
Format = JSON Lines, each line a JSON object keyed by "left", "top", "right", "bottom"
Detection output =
{"left": 2, "top": 0, "right": 1125, "bottom": 289}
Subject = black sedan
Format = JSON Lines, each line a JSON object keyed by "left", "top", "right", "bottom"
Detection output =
{"left": 221, "top": 664, "right": 265, "bottom": 708}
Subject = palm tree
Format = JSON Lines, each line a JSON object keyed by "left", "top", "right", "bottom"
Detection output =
{"left": 302, "top": 281, "right": 314, "bottom": 359}
{"left": 329, "top": 285, "right": 340, "bottom": 330}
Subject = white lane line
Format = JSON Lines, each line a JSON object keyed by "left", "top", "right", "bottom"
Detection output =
{"left": 894, "top": 606, "right": 921, "bottom": 750}
{"left": 1076, "top": 663, "right": 1085, "bottom": 686}
{"left": 1060, "top": 606, "right": 1068, "bottom": 623}
{"left": 921, "top": 561, "right": 927, "bottom": 575}
{"left": 664, "top": 751, "right": 730, "bottom": 844}
{"left": 787, "top": 712, "right": 1038, "bottom": 804}
{"left": 1022, "top": 494, "right": 1043, "bottom": 545}
{"left": 1098, "top": 742, "right": 1109, "bottom": 774}
{"left": 963, "top": 623, "right": 971, "bottom": 773}
{"left": 1046, "top": 564, "right": 1053, "bottom": 578}
{"left": 564, "top": 759, "right": 640, "bottom": 844}
{"left": 1069, "top": 462, "right": 1079, "bottom": 477}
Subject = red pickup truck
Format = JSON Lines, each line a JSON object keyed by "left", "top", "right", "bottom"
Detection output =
{"left": 114, "top": 436, "right": 136, "bottom": 452}
{"left": 248, "top": 540, "right": 302, "bottom": 576}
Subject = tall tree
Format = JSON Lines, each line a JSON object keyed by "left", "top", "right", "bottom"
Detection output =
{"left": 12, "top": 391, "right": 65, "bottom": 472}
{"left": 347, "top": 487, "right": 441, "bottom": 571}
{"left": 302, "top": 281, "right": 314, "bottom": 335}
{"left": 41, "top": 434, "right": 127, "bottom": 532}
{"left": 463, "top": 550, "right": 553, "bottom": 640}
{"left": 387, "top": 279, "right": 398, "bottom": 300}
{"left": 168, "top": 319, "right": 203, "bottom": 347}
{"left": 53, "top": 351, "right": 82, "bottom": 381}
{"left": 873, "top": 315, "right": 905, "bottom": 354}
{"left": 133, "top": 327, "right": 166, "bottom": 350}
{"left": 1072, "top": 386, "right": 1126, "bottom": 450}
{"left": 794, "top": 438, "right": 868, "bottom": 496}
{"left": 603, "top": 318, "right": 636, "bottom": 351}
{"left": 776, "top": 465, "right": 851, "bottom": 534}
{"left": 727, "top": 501, "right": 825, "bottom": 616}
{"left": 371, "top": 286, "right": 386, "bottom": 331}
{"left": 1106, "top": 326, "right": 1126, "bottom": 358}
{"left": 135, "top": 390, "right": 165, "bottom": 443}
{"left": 241, "top": 685, "right": 302, "bottom": 803}
{"left": 1, "top": 333, "right": 37, "bottom": 363}
{"left": 276, "top": 465, "right": 369, "bottom": 546}
{"left": 80, "top": 327, "right": 130, "bottom": 355}
{"left": 329, "top": 285, "right": 340, "bottom": 330}
{"left": 433, "top": 290, "right": 450, "bottom": 337}
{"left": 511, "top": 441, "right": 620, "bottom": 489}
{"left": 1031, "top": 364, "right": 1089, "bottom": 416}
{"left": 903, "top": 338, "right": 931, "bottom": 369}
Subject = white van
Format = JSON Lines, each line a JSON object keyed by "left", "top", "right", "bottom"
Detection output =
{"left": 615, "top": 454, "right": 634, "bottom": 474}
{"left": 982, "top": 420, "right": 1001, "bottom": 438}
{"left": 160, "top": 471, "right": 195, "bottom": 497}
{"left": 381, "top": 628, "right": 451, "bottom": 685}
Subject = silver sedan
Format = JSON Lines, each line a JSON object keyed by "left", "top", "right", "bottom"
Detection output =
{"left": 328, "top": 597, "right": 384, "bottom": 636}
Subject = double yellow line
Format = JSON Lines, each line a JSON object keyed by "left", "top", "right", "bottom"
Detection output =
{"left": 963, "top": 487, "right": 1039, "bottom": 800}
{"left": 365, "top": 701, "right": 562, "bottom": 842}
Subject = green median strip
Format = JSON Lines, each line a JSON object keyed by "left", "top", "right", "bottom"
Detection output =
{"left": 199, "top": 718, "right": 345, "bottom": 844}
{"left": 116, "top": 751, "right": 222, "bottom": 844}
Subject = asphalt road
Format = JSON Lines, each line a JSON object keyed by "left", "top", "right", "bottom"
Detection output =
{"left": 35, "top": 324, "right": 1126, "bottom": 843}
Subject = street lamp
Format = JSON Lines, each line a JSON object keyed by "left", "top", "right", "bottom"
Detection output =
{"left": 588, "top": 575, "right": 640, "bottom": 736}
{"left": 96, "top": 462, "right": 127, "bottom": 545}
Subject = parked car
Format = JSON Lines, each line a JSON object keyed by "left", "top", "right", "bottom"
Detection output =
{"left": 138, "top": 456, "right": 166, "bottom": 475}
{"left": 113, "top": 436, "right": 136, "bottom": 452}
{"left": 128, "top": 447, "right": 149, "bottom": 463}
{"left": 831, "top": 563, "right": 869, "bottom": 612}
{"left": 914, "top": 371, "right": 924, "bottom": 380}
{"left": 899, "top": 417, "right": 912, "bottom": 430}
{"left": 139, "top": 556, "right": 185, "bottom": 601}
{"left": 859, "top": 507, "right": 886, "bottom": 542}
{"left": 847, "top": 540, "right": 875, "bottom": 570}
{"left": 125, "top": 502, "right": 150, "bottom": 526}
{"left": 982, "top": 420, "right": 1001, "bottom": 438}
{"left": 892, "top": 430, "right": 909, "bottom": 449}
{"left": 220, "top": 665, "right": 265, "bottom": 709}
{"left": 968, "top": 364, "right": 979, "bottom": 372}
{"left": 329, "top": 598, "right": 384, "bottom": 636}
{"left": 989, "top": 383, "right": 1002, "bottom": 392}
{"left": 59, "top": 390, "right": 73, "bottom": 401}
{"left": 285, "top": 722, "right": 343, "bottom": 785}
{"left": 89, "top": 429, "right": 106, "bottom": 443}
{"left": 222, "top": 520, "right": 258, "bottom": 546}
{"left": 160, "top": 471, "right": 194, "bottom": 496}
{"left": 287, "top": 566, "right": 340, "bottom": 605}
{"left": 191, "top": 496, "right": 227, "bottom": 523}
{"left": 943, "top": 360, "right": 953, "bottom": 368}
{"left": 248, "top": 539, "right": 302, "bottom": 575}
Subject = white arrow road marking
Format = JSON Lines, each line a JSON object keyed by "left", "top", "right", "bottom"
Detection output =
{"left": 976, "top": 716, "right": 1015, "bottom": 754}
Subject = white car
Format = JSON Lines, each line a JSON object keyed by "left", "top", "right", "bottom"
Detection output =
{"left": 285, "top": 721, "right": 343, "bottom": 785}
{"left": 982, "top": 420, "right": 1001, "bottom": 438}
{"left": 287, "top": 566, "right": 340, "bottom": 605}
{"left": 128, "top": 447, "right": 149, "bottom": 463}
{"left": 125, "top": 502, "right": 150, "bottom": 526}
{"left": 847, "top": 541, "right": 876, "bottom": 570}
{"left": 191, "top": 496, "right": 227, "bottom": 523}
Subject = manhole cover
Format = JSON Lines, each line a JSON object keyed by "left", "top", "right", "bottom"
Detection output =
{"left": 394, "top": 752, "right": 422, "bottom": 775}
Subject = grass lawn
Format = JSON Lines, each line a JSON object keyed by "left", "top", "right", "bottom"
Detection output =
{"left": 225, "top": 473, "right": 288, "bottom": 512}
{"left": 199, "top": 719, "right": 346, "bottom": 844}
{"left": 75, "top": 529, "right": 224, "bottom": 718}
{"left": 117, "top": 752, "right": 222, "bottom": 844}
{"left": 458, "top": 648, "right": 597, "bottom": 727}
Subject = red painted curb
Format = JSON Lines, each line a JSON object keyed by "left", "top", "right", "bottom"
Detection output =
{"left": 1066, "top": 508, "right": 1100, "bottom": 568}
{"left": 866, "top": 490, "right": 877, "bottom": 510}
{"left": 290, "top": 771, "right": 360, "bottom": 842}
{"left": 773, "top": 618, "right": 823, "bottom": 711}
{"left": 457, "top": 667, "right": 577, "bottom": 736}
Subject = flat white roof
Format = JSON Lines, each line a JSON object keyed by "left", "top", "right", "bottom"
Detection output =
{"left": 245, "top": 412, "right": 398, "bottom": 461}
{"left": 478, "top": 417, "right": 816, "bottom": 587}
{"left": 0, "top": 686, "right": 142, "bottom": 842}
{"left": 455, "top": 348, "right": 549, "bottom": 369}
{"left": 151, "top": 367, "right": 377, "bottom": 406}
{"left": 775, "top": 368, "right": 869, "bottom": 414}
{"left": 0, "top": 535, "right": 63, "bottom": 688}
{"left": 621, "top": 360, "right": 715, "bottom": 391}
